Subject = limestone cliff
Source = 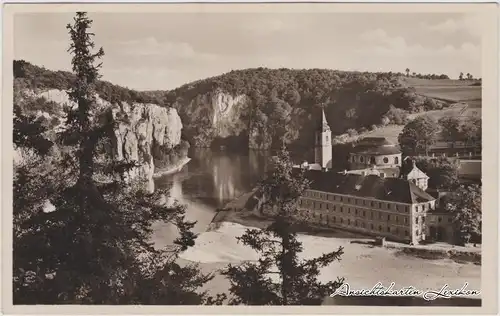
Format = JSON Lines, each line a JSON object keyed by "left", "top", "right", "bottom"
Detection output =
{"left": 22, "top": 89, "right": 185, "bottom": 192}
{"left": 177, "top": 90, "right": 250, "bottom": 148}
{"left": 210, "top": 90, "right": 249, "bottom": 138}
{"left": 109, "top": 101, "right": 183, "bottom": 192}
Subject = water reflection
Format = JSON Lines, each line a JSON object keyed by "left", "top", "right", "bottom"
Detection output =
{"left": 153, "top": 148, "right": 271, "bottom": 238}
{"left": 174, "top": 148, "right": 271, "bottom": 208}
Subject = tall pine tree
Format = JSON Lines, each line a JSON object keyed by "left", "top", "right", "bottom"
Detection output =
{"left": 13, "top": 12, "right": 224, "bottom": 304}
{"left": 223, "top": 146, "right": 345, "bottom": 305}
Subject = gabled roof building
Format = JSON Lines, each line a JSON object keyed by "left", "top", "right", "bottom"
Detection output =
{"left": 285, "top": 109, "right": 442, "bottom": 244}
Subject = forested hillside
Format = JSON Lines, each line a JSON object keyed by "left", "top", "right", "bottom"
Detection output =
{"left": 14, "top": 60, "right": 166, "bottom": 105}
{"left": 14, "top": 60, "right": 446, "bottom": 151}
{"left": 164, "top": 67, "right": 444, "bottom": 150}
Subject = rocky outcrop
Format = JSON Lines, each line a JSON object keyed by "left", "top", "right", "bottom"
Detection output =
{"left": 110, "top": 102, "right": 183, "bottom": 192}
{"left": 29, "top": 89, "right": 185, "bottom": 193}
{"left": 178, "top": 90, "right": 250, "bottom": 148}
{"left": 210, "top": 91, "right": 249, "bottom": 138}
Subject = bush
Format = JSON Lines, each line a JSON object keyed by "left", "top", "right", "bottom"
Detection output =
{"left": 346, "top": 128, "right": 358, "bottom": 137}
{"left": 384, "top": 105, "right": 409, "bottom": 125}
{"left": 423, "top": 98, "right": 443, "bottom": 111}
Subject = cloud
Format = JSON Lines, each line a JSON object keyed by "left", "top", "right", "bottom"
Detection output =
{"left": 359, "top": 29, "right": 408, "bottom": 51}
{"left": 421, "top": 14, "right": 483, "bottom": 37}
{"left": 118, "top": 37, "right": 217, "bottom": 61}
{"left": 359, "top": 28, "right": 389, "bottom": 42}
{"left": 358, "top": 28, "right": 480, "bottom": 60}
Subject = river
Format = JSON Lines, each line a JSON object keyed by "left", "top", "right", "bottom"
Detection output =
{"left": 150, "top": 148, "right": 481, "bottom": 306}
{"left": 151, "top": 148, "right": 271, "bottom": 248}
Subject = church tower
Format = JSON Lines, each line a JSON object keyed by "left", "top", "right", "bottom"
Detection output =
{"left": 314, "top": 108, "right": 332, "bottom": 170}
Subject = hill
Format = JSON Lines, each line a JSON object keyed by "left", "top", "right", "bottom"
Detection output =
{"left": 404, "top": 77, "right": 481, "bottom": 106}
{"left": 13, "top": 60, "right": 168, "bottom": 105}
{"left": 14, "top": 60, "right": 481, "bottom": 154}
{"left": 161, "top": 68, "right": 454, "bottom": 151}
{"left": 344, "top": 78, "right": 482, "bottom": 144}
{"left": 13, "top": 60, "right": 189, "bottom": 189}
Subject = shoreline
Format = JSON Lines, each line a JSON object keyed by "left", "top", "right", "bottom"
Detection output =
{"left": 179, "top": 220, "right": 481, "bottom": 302}
{"left": 174, "top": 191, "right": 481, "bottom": 302}
{"left": 153, "top": 157, "right": 191, "bottom": 177}
{"left": 207, "top": 191, "right": 482, "bottom": 265}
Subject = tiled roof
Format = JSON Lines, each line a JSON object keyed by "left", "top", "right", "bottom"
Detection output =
{"left": 344, "top": 167, "right": 401, "bottom": 178}
{"left": 351, "top": 146, "right": 401, "bottom": 155}
{"left": 356, "top": 137, "right": 395, "bottom": 147}
{"left": 297, "top": 169, "right": 435, "bottom": 204}
{"left": 350, "top": 137, "right": 401, "bottom": 155}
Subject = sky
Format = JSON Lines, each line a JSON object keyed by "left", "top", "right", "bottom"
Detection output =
{"left": 14, "top": 12, "right": 482, "bottom": 91}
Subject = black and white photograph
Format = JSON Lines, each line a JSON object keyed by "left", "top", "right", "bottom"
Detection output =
{"left": 3, "top": 2, "right": 498, "bottom": 313}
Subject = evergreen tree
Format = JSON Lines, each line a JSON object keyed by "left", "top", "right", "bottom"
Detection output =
{"left": 441, "top": 184, "right": 482, "bottom": 245}
{"left": 223, "top": 146, "right": 344, "bottom": 305}
{"left": 13, "top": 12, "right": 224, "bottom": 305}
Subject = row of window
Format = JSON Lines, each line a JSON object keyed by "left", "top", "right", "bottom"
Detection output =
{"left": 304, "top": 192, "right": 436, "bottom": 214}
{"left": 303, "top": 192, "right": 411, "bottom": 213}
{"left": 415, "top": 203, "right": 434, "bottom": 212}
{"left": 350, "top": 155, "right": 399, "bottom": 165}
{"left": 299, "top": 199, "right": 411, "bottom": 224}
{"left": 428, "top": 216, "right": 452, "bottom": 223}
{"left": 309, "top": 213, "right": 410, "bottom": 237}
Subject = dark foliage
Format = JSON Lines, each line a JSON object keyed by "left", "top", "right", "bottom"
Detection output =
{"left": 398, "top": 116, "right": 439, "bottom": 156}
{"left": 410, "top": 73, "right": 450, "bottom": 80}
{"left": 166, "top": 68, "right": 427, "bottom": 150}
{"left": 13, "top": 105, "right": 54, "bottom": 156}
{"left": 13, "top": 59, "right": 167, "bottom": 105}
{"left": 382, "top": 105, "right": 410, "bottom": 125}
{"left": 14, "top": 60, "right": 452, "bottom": 152}
{"left": 439, "top": 184, "right": 481, "bottom": 245}
{"left": 13, "top": 12, "right": 224, "bottom": 305}
{"left": 413, "top": 157, "right": 460, "bottom": 191}
{"left": 222, "top": 146, "right": 344, "bottom": 305}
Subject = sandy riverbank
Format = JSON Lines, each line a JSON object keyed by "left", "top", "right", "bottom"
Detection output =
{"left": 178, "top": 221, "right": 481, "bottom": 301}
{"left": 150, "top": 188, "right": 481, "bottom": 303}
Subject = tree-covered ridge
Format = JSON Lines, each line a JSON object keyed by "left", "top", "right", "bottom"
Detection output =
{"left": 13, "top": 13, "right": 224, "bottom": 305}
{"left": 164, "top": 67, "right": 443, "bottom": 150}
{"left": 14, "top": 60, "right": 447, "bottom": 151}
{"left": 14, "top": 60, "right": 168, "bottom": 105}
